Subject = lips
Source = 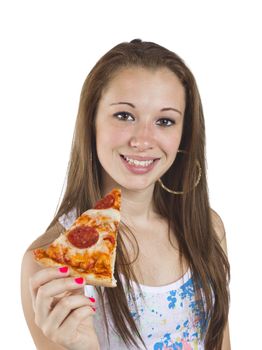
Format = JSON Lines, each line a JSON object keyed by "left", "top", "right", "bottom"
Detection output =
{"left": 120, "top": 154, "right": 160, "bottom": 161}
{"left": 120, "top": 154, "right": 160, "bottom": 174}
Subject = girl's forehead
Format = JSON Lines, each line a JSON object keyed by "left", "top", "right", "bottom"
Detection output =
{"left": 99, "top": 66, "right": 186, "bottom": 111}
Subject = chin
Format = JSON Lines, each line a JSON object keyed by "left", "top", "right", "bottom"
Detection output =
{"left": 102, "top": 168, "right": 158, "bottom": 192}
{"left": 118, "top": 180, "right": 156, "bottom": 192}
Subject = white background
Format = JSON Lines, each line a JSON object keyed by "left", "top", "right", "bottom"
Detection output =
{"left": 1, "top": 0, "right": 261, "bottom": 348}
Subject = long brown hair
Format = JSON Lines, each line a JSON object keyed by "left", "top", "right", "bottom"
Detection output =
{"left": 30, "top": 39, "right": 230, "bottom": 349}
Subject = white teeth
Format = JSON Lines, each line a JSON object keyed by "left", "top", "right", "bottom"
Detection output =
{"left": 124, "top": 156, "right": 154, "bottom": 167}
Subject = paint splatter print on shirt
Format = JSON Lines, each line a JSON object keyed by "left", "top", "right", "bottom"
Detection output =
{"left": 126, "top": 270, "right": 207, "bottom": 350}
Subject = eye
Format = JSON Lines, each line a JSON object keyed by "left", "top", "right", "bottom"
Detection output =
{"left": 113, "top": 111, "right": 135, "bottom": 121}
{"left": 156, "top": 118, "right": 175, "bottom": 127}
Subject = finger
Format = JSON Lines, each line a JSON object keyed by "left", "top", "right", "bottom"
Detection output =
{"left": 29, "top": 266, "right": 70, "bottom": 308}
{"left": 48, "top": 305, "right": 95, "bottom": 347}
{"left": 35, "top": 276, "right": 86, "bottom": 325}
{"left": 59, "top": 304, "right": 95, "bottom": 336}
{"left": 43, "top": 295, "right": 94, "bottom": 333}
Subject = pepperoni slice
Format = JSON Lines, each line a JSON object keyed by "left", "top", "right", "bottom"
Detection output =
{"left": 94, "top": 194, "right": 115, "bottom": 209}
{"left": 68, "top": 226, "right": 99, "bottom": 249}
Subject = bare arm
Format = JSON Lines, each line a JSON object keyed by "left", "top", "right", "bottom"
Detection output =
{"left": 21, "top": 249, "right": 66, "bottom": 350}
{"left": 21, "top": 222, "right": 99, "bottom": 350}
{"left": 211, "top": 209, "right": 231, "bottom": 350}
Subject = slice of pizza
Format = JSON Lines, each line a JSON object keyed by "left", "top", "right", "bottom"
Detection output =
{"left": 34, "top": 188, "right": 121, "bottom": 287}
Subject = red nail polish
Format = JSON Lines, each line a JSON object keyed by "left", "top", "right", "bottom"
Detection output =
{"left": 59, "top": 266, "right": 68, "bottom": 273}
{"left": 89, "top": 297, "right": 96, "bottom": 303}
{"left": 74, "top": 277, "right": 84, "bottom": 284}
{"left": 91, "top": 307, "right": 96, "bottom": 312}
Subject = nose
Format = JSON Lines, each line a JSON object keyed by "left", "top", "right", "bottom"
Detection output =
{"left": 129, "top": 123, "right": 155, "bottom": 151}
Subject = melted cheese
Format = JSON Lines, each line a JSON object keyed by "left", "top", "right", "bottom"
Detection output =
{"left": 53, "top": 207, "right": 119, "bottom": 256}
{"left": 82, "top": 208, "right": 120, "bottom": 222}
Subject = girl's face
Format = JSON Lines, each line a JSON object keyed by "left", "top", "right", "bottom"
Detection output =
{"left": 95, "top": 66, "right": 186, "bottom": 192}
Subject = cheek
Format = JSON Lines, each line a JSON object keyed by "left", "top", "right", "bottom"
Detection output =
{"left": 96, "top": 129, "right": 109, "bottom": 147}
{"left": 97, "top": 124, "right": 130, "bottom": 148}
{"left": 160, "top": 132, "right": 181, "bottom": 156}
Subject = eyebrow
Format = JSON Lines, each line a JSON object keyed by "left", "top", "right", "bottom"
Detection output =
{"left": 110, "top": 102, "right": 182, "bottom": 115}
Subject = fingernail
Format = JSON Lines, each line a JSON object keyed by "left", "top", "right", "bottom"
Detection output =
{"left": 74, "top": 277, "right": 84, "bottom": 284}
{"left": 91, "top": 307, "right": 96, "bottom": 312}
{"left": 59, "top": 266, "right": 68, "bottom": 273}
{"left": 89, "top": 297, "right": 96, "bottom": 303}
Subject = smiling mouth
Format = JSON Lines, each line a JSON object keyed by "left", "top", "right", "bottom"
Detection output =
{"left": 120, "top": 155, "right": 159, "bottom": 167}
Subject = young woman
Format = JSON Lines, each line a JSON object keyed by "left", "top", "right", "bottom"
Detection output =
{"left": 21, "top": 39, "right": 230, "bottom": 350}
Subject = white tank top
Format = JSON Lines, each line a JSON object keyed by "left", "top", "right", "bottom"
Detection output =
{"left": 59, "top": 212, "right": 206, "bottom": 350}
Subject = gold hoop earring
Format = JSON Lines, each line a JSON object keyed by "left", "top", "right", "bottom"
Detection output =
{"left": 157, "top": 150, "right": 202, "bottom": 195}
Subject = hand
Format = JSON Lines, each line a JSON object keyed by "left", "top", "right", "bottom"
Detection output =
{"left": 29, "top": 266, "right": 100, "bottom": 350}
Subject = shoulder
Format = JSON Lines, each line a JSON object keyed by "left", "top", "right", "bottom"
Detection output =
{"left": 210, "top": 208, "right": 228, "bottom": 255}
{"left": 210, "top": 208, "right": 226, "bottom": 242}
{"left": 21, "top": 221, "right": 65, "bottom": 290}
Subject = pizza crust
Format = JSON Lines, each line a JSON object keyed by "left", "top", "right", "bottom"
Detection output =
{"left": 35, "top": 257, "right": 117, "bottom": 287}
